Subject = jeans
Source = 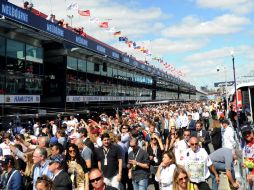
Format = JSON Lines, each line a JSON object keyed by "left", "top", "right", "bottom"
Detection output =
{"left": 211, "top": 161, "right": 235, "bottom": 190}
{"left": 104, "top": 174, "right": 119, "bottom": 189}
{"left": 132, "top": 178, "right": 148, "bottom": 190}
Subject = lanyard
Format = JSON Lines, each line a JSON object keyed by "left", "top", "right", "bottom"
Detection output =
{"left": 133, "top": 149, "right": 140, "bottom": 161}
{"left": 103, "top": 147, "right": 110, "bottom": 159}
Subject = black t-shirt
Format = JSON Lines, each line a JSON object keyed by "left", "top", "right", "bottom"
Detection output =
{"left": 147, "top": 144, "right": 162, "bottom": 166}
{"left": 128, "top": 147, "right": 150, "bottom": 181}
{"left": 96, "top": 144, "right": 122, "bottom": 178}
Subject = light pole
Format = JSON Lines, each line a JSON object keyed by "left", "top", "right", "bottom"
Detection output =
{"left": 231, "top": 51, "right": 240, "bottom": 131}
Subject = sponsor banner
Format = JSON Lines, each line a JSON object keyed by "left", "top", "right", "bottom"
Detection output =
{"left": 66, "top": 96, "right": 151, "bottom": 102}
{"left": 4, "top": 95, "right": 40, "bottom": 103}
{"left": 0, "top": 95, "right": 4, "bottom": 103}
{"left": 214, "top": 81, "right": 234, "bottom": 87}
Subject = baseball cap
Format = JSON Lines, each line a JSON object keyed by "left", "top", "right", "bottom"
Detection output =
{"left": 49, "top": 154, "right": 64, "bottom": 165}
{"left": 241, "top": 125, "right": 252, "bottom": 137}
{"left": 221, "top": 119, "right": 230, "bottom": 125}
{"left": 91, "top": 128, "right": 100, "bottom": 135}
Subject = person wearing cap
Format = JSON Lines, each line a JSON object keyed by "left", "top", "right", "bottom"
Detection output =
{"left": 48, "top": 154, "right": 72, "bottom": 190}
{"left": 241, "top": 125, "right": 254, "bottom": 184}
{"left": 221, "top": 119, "right": 236, "bottom": 150}
{"left": 1, "top": 155, "right": 24, "bottom": 189}
{"left": 90, "top": 128, "right": 102, "bottom": 148}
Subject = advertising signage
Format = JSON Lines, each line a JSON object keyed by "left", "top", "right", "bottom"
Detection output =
{"left": 0, "top": 0, "right": 183, "bottom": 84}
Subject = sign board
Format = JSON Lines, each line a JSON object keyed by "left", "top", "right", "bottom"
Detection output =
{"left": 214, "top": 81, "right": 234, "bottom": 87}
{"left": 66, "top": 96, "right": 151, "bottom": 102}
{"left": 4, "top": 95, "right": 40, "bottom": 103}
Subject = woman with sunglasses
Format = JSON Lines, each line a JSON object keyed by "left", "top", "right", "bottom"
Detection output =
{"left": 147, "top": 133, "right": 164, "bottom": 190}
{"left": 165, "top": 126, "right": 176, "bottom": 151}
{"left": 172, "top": 167, "right": 190, "bottom": 190}
{"left": 155, "top": 151, "right": 176, "bottom": 190}
{"left": 66, "top": 143, "right": 89, "bottom": 190}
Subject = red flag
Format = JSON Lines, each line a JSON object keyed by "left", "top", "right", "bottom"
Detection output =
{"left": 78, "top": 10, "right": 90, "bottom": 16}
{"left": 113, "top": 31, "right": 121, "bottom": 36}
{"left": 99, "top": 22, "right": 108, "bottom": 28}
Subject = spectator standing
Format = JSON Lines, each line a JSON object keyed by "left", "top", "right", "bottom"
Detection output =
{"left": 0, "top": 155, "right": 24, "bottom": 190}
{"left": 48, "top": 154, "right": 72, "bottom": 190}
{"left": 221, "top": 119, "right": 236, "bottom": 149}
{"left": 210, "top": 119, "right": 222, "bottom": 151}
{"left": 155, "top": 151, "right": 176, "bottom": 190}
{"left": 172, "top": 166, "right": 189, "bottom": 190}
{"left": 35, "top": 175, "right": 53, "bottom": 190}
{"left": 175, "top": 129, "right": 190, "bottom": 165}
{"left": 182, "top": 137, "right": 219, "bottom": 189}
{"left": 65, "top": 143, "right": 89, "bottom": 190}
{"left": 147, "top": 134, "right": 164, "bottom": 189}
{"left": 89, "top": 168, "right": 118, "bottom": 190}
{"left": 128, "top": 138, "right": 150, "bottom": 190}
{"left": 32, "top": 147, "right": 53, "bottom": 190}
{"left": 96, "top": 133, "right": 122, "bottom": 189}
{"left": 193, "top": 121, "right": 211, "bottom": 154}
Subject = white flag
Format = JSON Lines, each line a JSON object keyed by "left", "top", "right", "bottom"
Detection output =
{"left": 105, "top": 27, "right": 115, "bottom": 33}
{"left": 66, "top": 3, "right": 79, "bottom": 11}
{"left": 89, "top": 17, "right": 100, "bottom": 24}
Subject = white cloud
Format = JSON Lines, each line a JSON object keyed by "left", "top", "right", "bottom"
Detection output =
{"left": 196, "top": 0, "right": 254, "bottom": 15}
{"left": 162, "top": 14, "right": 250, "bottom": 38}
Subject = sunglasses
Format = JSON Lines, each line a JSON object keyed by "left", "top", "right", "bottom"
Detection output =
{"left": 90, "top": 176, "right": 102, "bottom": 183}
{"left": 190, "top": 143, "right": 198, "bottom": 146}
{"left": 130, "top": 145, "right": 136, "bottom": 148}
{"left": 178, "top": 176, "right": 188, "bottom": 181}
{"left": 151, "top": 138, "right": 157, "bottom": 140}
{"left": 69, "top": 149, "right": 76, "bottom": 153}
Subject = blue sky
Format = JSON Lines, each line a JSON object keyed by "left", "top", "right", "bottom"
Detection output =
{"left": 9, "top": 0, "right": 254, "bottom": 88}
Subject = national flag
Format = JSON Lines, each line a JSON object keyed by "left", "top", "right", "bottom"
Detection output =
{"left": 66, "top": 3, "right": 79, "bottom": 11}
{"left": 78, "top": 10, "right": 90, "bottom": 16}
{"left": 89, "top": 17, "right": 99, "bottom": 23}
{"left": 105, "top": 27, "right": 115, "bottom": 33}
{"left": 99, "top": 22, "right": 108, "bottom": 28}
{"left": 113, "top": 31, "right": 121, "bottom": 36}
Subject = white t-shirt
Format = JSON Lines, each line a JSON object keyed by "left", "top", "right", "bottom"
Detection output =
{"left": 182, "top": 148, "right": 213, "bottom": 183}
{"left": 0, "top": 142, "right": 11, "bottom": 156}
{"left": 155, "top": 164, "right": 176, "bottom": 190}
{"left": 222, "top": 127, "right": 236, "bottom": 149}
{"left": 33, "top": 124, "right": 40, "bottom": 137}
{"left": 174, "top": 139, "right": 189, "bottom": 165}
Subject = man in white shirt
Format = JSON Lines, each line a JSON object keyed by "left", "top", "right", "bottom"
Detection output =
{"left": 175, "top": 129, "right": 191, "bottom": 165}
{"left": 221, "top": 120, "right": 236, "bottom": 149}
{"left": 0, "top": 133, "right": 12, "bottom": 156}
{"left": 181, "top": 137, "right": 219, "bottom": 189}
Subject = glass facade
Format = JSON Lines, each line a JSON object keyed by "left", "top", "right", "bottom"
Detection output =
{"left": 0, "top": 36, "right": 44, "bottom": 95}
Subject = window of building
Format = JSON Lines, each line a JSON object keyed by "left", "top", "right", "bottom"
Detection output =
{"left": 78, "top": 59, "right": 86, "bottom": 72}
{"left": 67, "top": 56, "right": 77, "bottom": 70}
{"left": 26, "top": 45, "right": 43, "bottom": 63}
{"left": 87, "top": 61, "right": 94, "bottom": 73}
{"left": 7, "top": 39, "right": 25, "bottom": 60}
{"left": 0, "top": 36, "right": 5, "bottom": 71}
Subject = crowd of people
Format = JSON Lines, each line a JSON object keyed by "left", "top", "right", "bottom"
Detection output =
{"left": 0, "top": 101, "right": 252, "bottom": 190}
